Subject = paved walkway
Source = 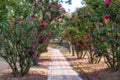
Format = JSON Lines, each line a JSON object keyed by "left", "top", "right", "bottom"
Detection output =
{"left": 47, "top": 47, "right": 83, "bottom": 80}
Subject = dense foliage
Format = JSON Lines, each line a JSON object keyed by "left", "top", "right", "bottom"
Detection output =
{"left": 0, "top": 0, "right": 64, "bottom": 76}
{"left": 65, "top": 0, "right": 120, "bottom": 70}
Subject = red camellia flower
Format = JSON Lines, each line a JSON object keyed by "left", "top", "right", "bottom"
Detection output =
{"left": 36, "top": 34, "right": 40, "bottom": 42}
{"left": 104, "top": 14, "right": 110, "bottom": 24}
{"left": 39, "top": 19, "right": 48, "bottom": 26}
{"left": 86, "top": 34, "right": 92, "bottom": 40}
{"left": 104, "top": 0, "right": 111, "bottom": 7}
{"left": 43, "top": 36, "right": 47, "bottom": 42}
{"left": 31, "top": 44, "right": 35, "bottom": 49}
{"left": 18, "top": 17, "right": 22, "bottom": 24}
{"left": 30, "top": 14, "right": 36, "bottom": 20}
{"left": 39, "top": 19, "right": 43, "bottom": 26}
{"left": 46, "top": 9, "right": 49, "bottom": 13}
{"left": 31, "top": 14, "right": 37, "bottom": 18}
{"left": 8, "top": 19, "right": 13, "bottom": 26}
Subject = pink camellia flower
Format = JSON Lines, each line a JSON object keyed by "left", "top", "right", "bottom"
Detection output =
{"left": 104, "top": 14, "right": 110, "bottom": 24}
{"left": 36, "top": 34, "right": 40, "bottom": 42}
{"left": 79, "top": 14, "right": 83, "bottom": 17}
{"left": 43, "top": 21, "right": 48, "bottom": 26}
{"left": 57, "top": 4, "right": 61, "bottom": 9}
{"left": 39, "top": 19, "right": 43, "bottom": 26}
{"left": 32, "top": 50, "right": 38, "bottom": 58}
{"left": 104, "top": 0, "right": 111, "bottom": 7}
{"left": 87, "top": 11, "right": 92, "bottom": 15}
{"left": 86, "top": 34, "right": 92, "bottom": 40}
{"left": 31, "top": 44, "right": 35, "bottom": 49}
{"left": 18, "top": 17, "right": 22, "bottom": 24}
{"left": 8, "top": 19, "right": 13, "bottom": 26}
{"left": 48, "top": 32, "right": 52, "bottom": 36}
{"left": 43, "top": 36, "right": 47, "bottom": 42}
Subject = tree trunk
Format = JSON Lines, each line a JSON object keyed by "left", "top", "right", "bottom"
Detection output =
{"left": 33, "top": 57, "right": 39, "bottom": 66}
{"left": 72, "top": 45, "right": 75, "bottom": 56}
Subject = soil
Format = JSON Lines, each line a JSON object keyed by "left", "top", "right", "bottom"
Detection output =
{"left": 0, "top": 50, "right": 52, "bottom": 80}
{"left": 1, "top": 44, "right": 120, "bottom": 80}
{"left": 58, "top": 46, "right": 120, "bottom": 80}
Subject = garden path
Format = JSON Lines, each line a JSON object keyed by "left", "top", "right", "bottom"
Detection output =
{"left": 47, "top": 47, "right": 83, "bottom": 80}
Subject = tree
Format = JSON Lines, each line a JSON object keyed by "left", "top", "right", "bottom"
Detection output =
{"left": 64, "top": 0, "right": 120, "bottom": 69}
{"left": 0, "top": 0, "right": 64, "bottom": 76}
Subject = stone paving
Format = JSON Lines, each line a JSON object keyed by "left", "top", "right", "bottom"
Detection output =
{"left": 47, "top": 47, "right": 83, "bottom": 80}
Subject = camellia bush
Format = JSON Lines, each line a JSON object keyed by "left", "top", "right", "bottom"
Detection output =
{"left": 85, "top": 0, "right": 120, "bottom": 70}
{"left": 65, "top": 0, "right": 120, "bottom": 70}
{"left": 0, "top": 0, "right": 64, "bottom": 76}
{"left": 64, "top": 8, "right": 92, "bottom": 59}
